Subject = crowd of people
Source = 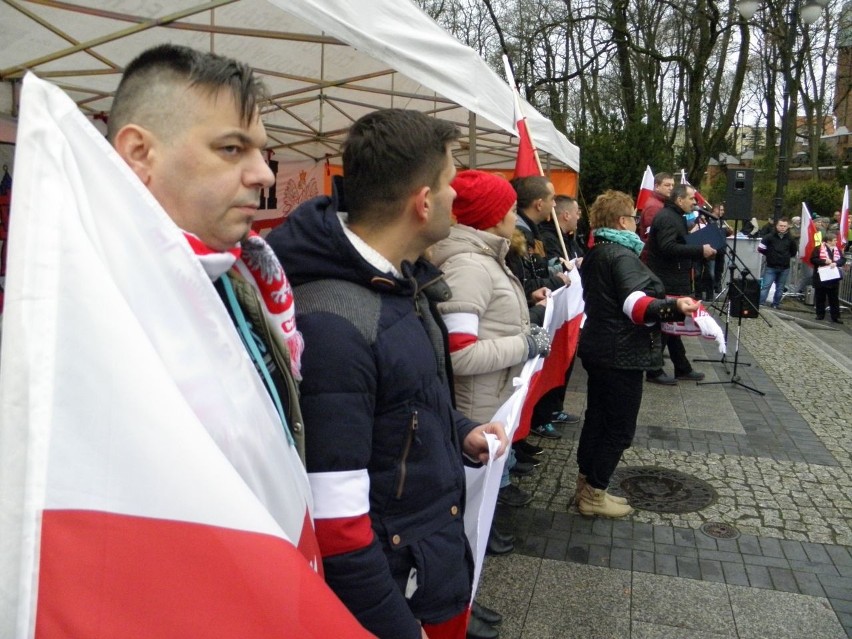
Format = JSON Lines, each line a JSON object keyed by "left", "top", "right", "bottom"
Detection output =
{"left": 13, "top": 42, "right": 849, "bottom": 639}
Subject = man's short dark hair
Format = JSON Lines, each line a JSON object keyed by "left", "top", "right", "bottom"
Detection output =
{"left": 671, "top": 183, "right": 692, "bottom": 202}
{"left": 108, "top": 44, "right": 266, "bottom": 141}
{"left": 555, "top": 195, "right": 577, "bottom": 212}
{"left": 654, "top": 172, "right": 674, "bottom": 186}
{"left": 511, "top": 176, "right": 551, "bottom": 211}
{"left": 342, "top": 109, "right": 460, "bottom": 225}
{"left": 777, "top": 217, "right": 789, "bottom": 224}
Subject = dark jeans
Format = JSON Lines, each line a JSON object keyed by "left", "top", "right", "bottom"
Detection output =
{"left": 814, "top": 286, "right": 841, "bottom": 320}
{"left": 648, "top": 333, "right": 692, "bottom": 378}
{"left": 577, "top": 363, "right": 643, "bottom": 490}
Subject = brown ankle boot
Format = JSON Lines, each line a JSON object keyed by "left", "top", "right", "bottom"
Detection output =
{"left": 577, "top": 483, "right": 633, "bottom": 518}
{"left": 575, "top": 473, "right": 629, "bottom": 505}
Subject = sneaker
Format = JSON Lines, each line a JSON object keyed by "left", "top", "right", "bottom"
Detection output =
{"left": 531, "top": 422, "right": 562, "bottom": 439}
{"left": 515, "top": 440, "right": 544, "bottom": 456}
{"left": 770, "top": 303, "right": 780, "bottom": 309}
{"left": 675, "top": 370, "right": 705, "bottom": 381}
{"left": 509, "top": 461, "right": 536, "bottom": 477}
{"left": 550, "top": 411, "right": 581, "bottom": 424}
{"left": 497, "top": 484, "right": 533, "bottom": 507}
{"left": 646, "top": 373, "right": 677, "bottom": 386}
{"left": 513, "top": 449, "right": 542, "bottom": 466}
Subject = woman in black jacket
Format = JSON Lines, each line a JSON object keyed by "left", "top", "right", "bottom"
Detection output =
{"left": 810, "top": 232, "right": 847, "bottom": 323}
{"left": 576, "top": 191, "right": 700, "bottom": 518}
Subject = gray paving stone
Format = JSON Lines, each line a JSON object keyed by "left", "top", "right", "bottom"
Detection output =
{"left": 588, "top": 544, "right": 610, "bottom": 567}
{"left": 793, "top": 571, "right": 827, "bottom": 597}
{"left": 676, "top": 556, "right": 702, "bottom": 580}
{"left": 721, "top": 561, "right": 750, "bottom": 586}
{"left": 745, "top": 563, "right": 773, "bottom": 589}
{"left": 788, "top": 559, "right": 839, "bottom": 575}
{"left": 728, "top": 585, "right": 848, "bottom": 638}
{"left": 741, "top": 553, "right": 791, "bottom": 569}
{"left": 802, "top": 541, "right": 833, "bottom": 564}
{"left": 630, "top": 620, "right": 737, "bottom": 639}
{"left": 655, "top": 553, "right": 678, "bottom": 577}
{"left": 633, "top": 550, "right": 655, "bottom": 574}
{"left": 699, "top": 559, "right": 726, "bottom": 583}
{"left": 611, "top": 519, "right": 633, "bottom": 539}
{"left": 631, "top": 573, "right": 736, "bottom": 634}
{"left": 758, "top": 536, "right": 785, "bottom": 558}
{"left": 767, "top": 567, "right": 800, "bottom": 594}
{"left": 826, "top": 545, "right": 852, "bottom": 567}
{"left": 654, "top": 526, "right": 675, "bottom": 545}
{"left": 737, "top": 534, "right": 762, "bottom": 555}
{"left": 698, "top": 549, "right": 744, "bottom": 564}
{"left": 610, "top": 546, "right": 632, "bottom": 571}
{"left": 543, "top": 538, "right": 568, "bottom": 561}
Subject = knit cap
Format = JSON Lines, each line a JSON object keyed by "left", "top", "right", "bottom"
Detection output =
{"left": 451, "top": 170, "right": 516, "bottom": 230}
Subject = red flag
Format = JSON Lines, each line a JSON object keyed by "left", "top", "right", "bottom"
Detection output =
{"left": 515, "top": 279, "right": 585, "bottom": 441}
{"left": 635, "top": 165, "right": 655, "bottom": 212}
{"left": 680, "top": 170, "right": 708, "bottom": 208}
{"left": 799, "top": 202, "right": 818, "bottom": 265}
{"left": 839, "top": 185, "right": 849, "bottom": 251}
{"left": 503, "top": 55, "right": 544, "bottom": 178}
{"left": 514, "top": 115, "right": 542, "bottom": 178}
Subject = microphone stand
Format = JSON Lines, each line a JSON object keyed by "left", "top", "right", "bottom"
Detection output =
{"left": 697, "top": 219, "right": 769, "bottom": 396}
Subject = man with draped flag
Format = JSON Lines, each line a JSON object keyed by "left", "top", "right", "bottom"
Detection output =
{"left": 0, "top": 47, "right": 374, "bottom": 639}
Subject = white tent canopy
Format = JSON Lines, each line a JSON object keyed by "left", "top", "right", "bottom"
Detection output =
{"left": 0, "top": 0, "right": 580, "bottom": 172}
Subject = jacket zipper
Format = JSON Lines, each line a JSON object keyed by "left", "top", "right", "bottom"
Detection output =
{"left": 395, "top": 411, "right": 419, "bottom": 499}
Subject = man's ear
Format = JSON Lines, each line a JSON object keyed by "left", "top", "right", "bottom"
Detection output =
{"left": 112, "top": 124, "right": 155, "bottom": 185}
{"left": 412, "top": 185, "right": 430, "bottom": 223}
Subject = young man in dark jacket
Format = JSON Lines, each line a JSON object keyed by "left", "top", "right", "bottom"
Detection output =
{"left": 267, "top": 109, "right": 508, "bottom": 639}
{"left": 642, "top": 184, "right": 717, "bottom": 385}
{"left": 757, "top": 217, "right": 798, "bottom": 308}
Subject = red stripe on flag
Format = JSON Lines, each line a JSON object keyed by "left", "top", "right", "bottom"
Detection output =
{"left": 515, "top": 314, "right": 583, "bottom": 441}
{"left": 36, "top": 510, "right": 375, "bottom": 639}
{"left": 315, "top": 513, "right": 375, "bottom": 557}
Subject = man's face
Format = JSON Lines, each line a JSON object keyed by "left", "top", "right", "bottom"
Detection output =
{"left": 676, "top": 188, "right": 696, "bottom": 213}
{"left": 561, "top": 201, "right": 580, "bottom": 233}
{"left": 776, "top": 221, "right": 789, "bottom": 234}
{"left": 142, "top": 87, "right": 274, "bottom": 250}
{"left": 657, "top": 178, "right": 675, "bottom": 198}
{"left": 424, "top": 147, "right": 457, "bottom": 244}
{"left": 533, "top": 182, "right": 556, "bottom": 222}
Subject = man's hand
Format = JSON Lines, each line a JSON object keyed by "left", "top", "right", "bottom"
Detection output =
{"left": 463, "top": 422, "right": 509, "bottom": 463}
{"left": 676, "top": 296, "right": 701, "bottom": 314}
{"left": 701, "top": 244, "right": 716, "bottom": 259}
{"left": 530, "top": 287, "right": 549, "bottom": 302}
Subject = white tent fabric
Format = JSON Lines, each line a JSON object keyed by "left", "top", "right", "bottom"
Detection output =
{"left": 0, "top": 0, "right": 579, "bottom": 171}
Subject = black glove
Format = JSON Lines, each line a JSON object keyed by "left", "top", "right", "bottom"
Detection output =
{"left": 526, "top": 325, "right": 552, "bottom": 358}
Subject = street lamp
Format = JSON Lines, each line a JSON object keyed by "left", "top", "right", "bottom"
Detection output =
{"left": 737, "top": 0, "right": 828, "bottom": 220}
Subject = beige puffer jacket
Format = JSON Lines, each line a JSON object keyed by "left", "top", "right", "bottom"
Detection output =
{"left": 430, "top": 224, "right": 531, "bottom": 423}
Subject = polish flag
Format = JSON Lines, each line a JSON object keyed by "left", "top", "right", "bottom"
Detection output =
{"left": 503, "top": 55, "right": 544, "bottom": 178}
{"left": 839, "top": 185, "right": 849, "bottom": 251}
{"left": 0, "top": 73, "right": 373, "bottom": 639}
{"left": 799, "top": 202, "right": 819, "bottom": 264}
{"left": 515, "top": 271, "right": 585, "bottom": 441}
{"left": 635, "top": 165, "right": 655, "bottom": 212}
{"left": 681, "top": 169, "right": 708, "bottom": 208}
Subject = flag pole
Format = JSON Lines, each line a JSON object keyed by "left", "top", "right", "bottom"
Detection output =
{"left": 502, "top": 55, "right": 544, "bottom": 177}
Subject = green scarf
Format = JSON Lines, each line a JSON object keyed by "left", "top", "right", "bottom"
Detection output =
{"left": 593, "top": 227, "right": 645, "bottom": 255}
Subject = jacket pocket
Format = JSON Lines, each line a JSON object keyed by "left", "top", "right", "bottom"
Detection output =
{"left": 395, "top": 410, "right": 419, "bottom": 499}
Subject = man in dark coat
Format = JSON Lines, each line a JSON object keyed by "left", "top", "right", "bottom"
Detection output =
{"left": 642, "top": 183, "right": 717, "bottom": 384}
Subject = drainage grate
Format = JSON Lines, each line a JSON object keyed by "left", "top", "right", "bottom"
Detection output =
{"left": 700, "top": 521, "right": 741, "bottom": 539}
{"left": 608, "top": 466, "right": 717, "bottom": 514}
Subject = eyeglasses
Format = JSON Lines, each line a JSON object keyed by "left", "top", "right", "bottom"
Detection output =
{"left": 621, "top": 214, "right": 641, "bottom": 223}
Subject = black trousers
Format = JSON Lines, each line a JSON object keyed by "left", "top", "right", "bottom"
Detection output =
{"left": 814, "top": 286, "right": 840, "bottom": 320}
{"left": 577, "top": 363, "right": 643, "bottom": 490}
{"left": 648, "top": 333, "right": 692, "bottom": 378}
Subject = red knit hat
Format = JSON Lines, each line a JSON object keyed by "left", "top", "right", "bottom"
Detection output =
{"left": 451, "top": 170, "right": 517, "bottom": 230}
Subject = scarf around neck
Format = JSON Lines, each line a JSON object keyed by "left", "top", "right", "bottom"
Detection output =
{"left": 593, "top": 227, "right": 645, "bottom": 255}
{"left": 818, "top": 243, "right": 840, "bottom": 265}
{"left": 184, "top": 230, "right": 304, "bottom": 380}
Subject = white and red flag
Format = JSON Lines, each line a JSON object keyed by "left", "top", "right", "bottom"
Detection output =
{"left": 839, "top": 185, "right": 849, "bottom": 251}
{"left": 680, "top": 169, "right": 708, "bottom": 208}
{"left": 0, "top": 73, "right": 372, "bottom": 639}
{"left": 515, "top": 270, "right": 585, "bottom": 441}
{"left": 635, "top": 165, "right": 655, "bottom": 212}
{"left": 798, "top": 202, "right": 819, "bottom": 264}
{"left": 503, "top": 55, "right": 544, "bottom": 179}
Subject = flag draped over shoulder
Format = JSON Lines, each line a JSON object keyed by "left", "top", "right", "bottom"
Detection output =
{"left": 799, "top": 202, "right": 818, "bottom": 264}
{"left": 839, "top": 185, "right": 849, "bottom": 251}
{"left": 0, "top": 74, "right": 372, "bottom": 639}
{"left": 635, "top": 165, "right": 655, "bottom": 212}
